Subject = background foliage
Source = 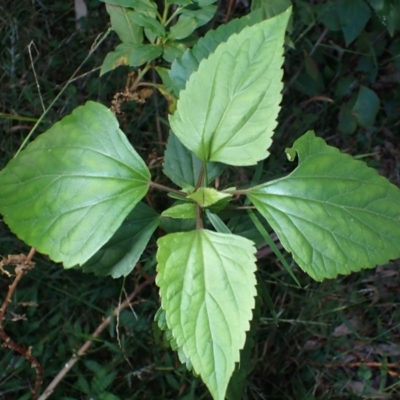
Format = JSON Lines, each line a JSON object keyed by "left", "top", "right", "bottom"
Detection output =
{"left": 1, "top": 0, "right": 400, "bottom": 399}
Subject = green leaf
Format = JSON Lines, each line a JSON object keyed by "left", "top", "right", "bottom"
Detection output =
{"left": 247, "top": 210, "right": 300, "bottom": 286}
{"left": 226, "top": 284, "right": 261, "bottom": 400}
{"left": 352, "top": 85, "right": 380, "bottom": 128}
{"left": 338, "top": 95, "right": 358, "bottom": 135}
{"left": 162, "top": 42, "right": 188, "bottom": 63}
{"left": 100, "top": 43, "right": 162, "bottom": 74}
{"left": 366, "top": 0, "right": 400, "bottom": 36}
{"left": 155, "top": 67, "right": 173, "bottom": 93}
{"left": 194, "top": 0, "right": 217, "bottom": 6}
{"left": 160, "top": 216, "right": 196, "bottom": 233}
{"left": 180, "top": 5, "right": 217, "bottom": 27}
{"left": 247, "top": 131, "right": 400, "bottom": 281}
{"left": 0, "top": 101, "right": 150, "bottom": 268}
{"left": 169, "top": 9, "right": 291, "bottom": 166}
{"left": 316, "top": 2, "right": 342, "bottom": 31}
{"left": 207, "top": 190, "right": 235, "bottom": 213}
{"left": 106, "top": 4, "right": 144, "bottom": 44}
{"left": 129, "top": 44, "right": 162, "bottom": 66}
{"left": 167, "top": 0, "right": 191, "bottom": 5}
{"left": 251, "top": 0, "right": 292, "bottom": 19}
{"left": 100, "top": 43, "right": 131, "bottom": 76}
{"left": 339, "top": 0, "right": 371, "bottom": 46}
{"left": 154, "top": 67, "right": 178, "bottom": 112}
{"left": 82, "top": 202, "right": 159, "bottom": 277}
{"left": 156, "top": 230, "right": 257, "bottom": 400}
{"left": 128, "top": 11, "right": 165, "bottom": 36}
{"left": 155, "top": 308, "right": 194, "bottom": 371}
{"left": 317, "top": 0, "right": 371, "bottom": 43}
{"left": 161, "top": 203, "right": 196, "bottom": 219}
{"left": 188, "top": 188, "right": 231, "bottom": 208}
{"left": 169, "top": 10, "right": 263, "bottom": 94}
{"left": 205, "top": 209, "right": 231, "bottom": 234}
{"left": 168, "top": 15, "right": 199, "bottom": 40}
{"left": 163, "top": 131, "right": 223, "bottom": 187}
{"left": 102, "top": 0, "right": 158, "bottom": 15}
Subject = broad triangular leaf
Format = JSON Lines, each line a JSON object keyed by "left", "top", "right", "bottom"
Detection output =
{"left": 156, "top": 229, "right": 257, "bottom": 400}
{"left": 0, "top": 101, "right": 150, "bottom": 268}
{"left": 338, "top": 0, "right": 371, "bottom": 46}
{"left": 163, "top": 131, "right": 223, "bottom": 187}
{"left": 317, "top": 0, "right": 370, "bottom": 46}
{"left": 248, "top": 131, "right": 400, "bottom": 281}
{"left": 169, "top": 10, "right": 263, "bottom": 95}
{"left": 82, "top": 202, "right": 159, "bottom": 277}
{"left": 169, "top": 9, "right": 290, "bottom": 166}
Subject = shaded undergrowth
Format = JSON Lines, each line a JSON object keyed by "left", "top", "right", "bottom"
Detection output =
{"left": 1, "top": 0, "right": 399, "bottom": 399}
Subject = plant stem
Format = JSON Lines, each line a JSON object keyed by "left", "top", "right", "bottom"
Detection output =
{"left": 195, "top": 204, "right": 203, "bottom": 229}
{"left": 223, "top": 188, "right": 250, "bottom": 196}
{"left": 195, "top": 165, "right": 205, "bottom": 190}
{"left": 132, "top": 62, "right": 152, "bottom": 89}
{"left": 161, "top": 0, "right": 169, "bottom": 25}
{"left": 165, "top": 6, "right": 183, "bottom": 26}
{"left": 149, "top": 181, "right": 186, "bottom": 197}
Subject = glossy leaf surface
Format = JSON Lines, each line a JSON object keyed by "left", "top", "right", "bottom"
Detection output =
{"left": 248, "top": 131, "right": 400, "bottom": 281}
{"left": 169, "top": 10, "right": 263, "bottom": 94}
{"left": 82, "top": 202, "right": 159, "bottom": 277}
{"left": 169, "top": 9, "right": 290, "bottom": 166}
{"left": 0, "top": 102, "right": 150, "bottom": 268}
{"left": 156, "top": 230, "right": 257, "bottom": 400}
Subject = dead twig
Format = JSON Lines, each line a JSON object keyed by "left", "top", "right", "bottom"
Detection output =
{"left": 38, "top": 275, "right": 155, "bottom": 400}
{"left": 0, "top": 248, "right": 42, "bottom": 400}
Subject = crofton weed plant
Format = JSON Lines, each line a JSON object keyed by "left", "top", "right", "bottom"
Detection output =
{"left": 1, "top": 1, "right": 399, "bottom": 399}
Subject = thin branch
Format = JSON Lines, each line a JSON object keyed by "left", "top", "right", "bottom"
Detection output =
{"left": 27, "top": 42, "right": 45, "bottom": 112}
{"left": 195, "top": 204, "right": 203, "bottom": 230}
{"left": 0, "top": 248, "right": 42, "bottom": 400}
{"left": 38, "top": 276, "right": 155, "bottom": 400}
{"left": 15, "top": 28, "right": 112, "bottom": 158}
{"left": 149, "top": 181, "right": 186, "bottom": 197}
